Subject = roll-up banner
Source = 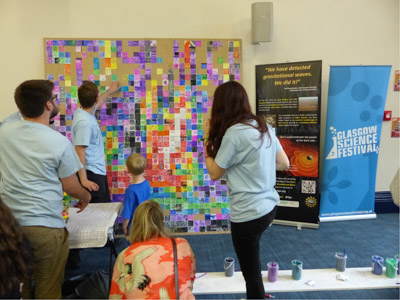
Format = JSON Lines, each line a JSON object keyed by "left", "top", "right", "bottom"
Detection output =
{"left": 256, "top": 60, "right": 322, "bottom": 228}
{"left": 320, "top": 65, "right": 392, "bottom": 221}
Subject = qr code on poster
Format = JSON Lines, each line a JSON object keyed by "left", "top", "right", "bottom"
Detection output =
{"left": 302, "top": 180, "right": 316, "bottom": 194}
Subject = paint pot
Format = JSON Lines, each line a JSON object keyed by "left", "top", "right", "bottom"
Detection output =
{"left": 291, "top": 260, "right": 303, "bottom": 280}
{"left": 385, "top": 257, "right": 398, "bottom": 278}
{"left": 224, "top": 257, "right": 235, "bottom": 277}
{"left": 398, "top": 256, "right": 400, "bottom": 276}
{"left": 267, "top": 262, "right": 279, "bottom": 282}
{"left": 371, "top": 255, "right": 384, "bottom": 275}
{"left": 335, "top": 252, "right": 347, "bottom": 272}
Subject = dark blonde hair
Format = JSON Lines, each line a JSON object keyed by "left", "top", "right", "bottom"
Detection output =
{"left": 126, "top": 153, "right": 147, "bottom": 176}
{"left": 0, "top": 198, "right": 32, "bottom": 297}
{"left": 128, "top": 200, "right": 169, "bottom": 244}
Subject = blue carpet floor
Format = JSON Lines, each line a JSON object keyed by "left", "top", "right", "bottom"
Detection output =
{"left": 64, "top": 213, "right": 400, "bottom": 299}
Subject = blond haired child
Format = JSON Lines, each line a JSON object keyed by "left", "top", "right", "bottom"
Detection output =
{"left": 121, "top": 153, "right": 151, "bottom": 236}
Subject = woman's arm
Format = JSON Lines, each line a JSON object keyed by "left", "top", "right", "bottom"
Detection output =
{"left": 276, "top": 149, "right": 290, "bottom": 171}
{"left": 205, "top": 157, "right": 226, "bottom": 181}
{"left": 204, "top": 134, "right": 226, "bottom": 181}
{"left": 204, "top": 119, "right": 227, "bottom": 181}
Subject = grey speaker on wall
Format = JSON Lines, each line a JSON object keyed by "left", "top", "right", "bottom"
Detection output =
{"left": 252, "top": 2, "right": 273, "bottom": 44}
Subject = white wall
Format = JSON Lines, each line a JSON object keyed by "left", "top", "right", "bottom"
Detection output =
{"left": 0, "top": 0, "right": 398, "bottom": 191}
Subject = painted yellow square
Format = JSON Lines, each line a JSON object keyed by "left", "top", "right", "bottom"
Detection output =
{"left": 111, "top": 58, "right": 117, "bottom": 69}
{"left": 146, "top": 91, "right": 152, "bottom": 102}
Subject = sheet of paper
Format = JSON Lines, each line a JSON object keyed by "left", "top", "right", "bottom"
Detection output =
{"left": 66, "top": 202, "right": 122, "bottom": 249}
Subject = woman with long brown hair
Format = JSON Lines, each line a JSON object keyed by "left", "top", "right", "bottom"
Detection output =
{"left": 0, "top": 197, "right": 32, "bottom": 299}
{"left": 205, "top": 81, "right": 289, "bottom": 299}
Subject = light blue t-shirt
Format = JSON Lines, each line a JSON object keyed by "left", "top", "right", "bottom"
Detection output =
{"left": 0, "top": 112, "right": 23, "bottom": 127}
{"left": 0, "top": 112, "right": 24, "bottom": 182}
{"left": 0, "top": 119, "right": 83, "bottom": 228}
{"left": 215, "top": 122, "right": 283, "bottom": 223}
{"left": 71, "top": 108, "right": 106, "bottom": 175}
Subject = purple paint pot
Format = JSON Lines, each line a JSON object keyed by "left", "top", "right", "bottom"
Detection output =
{"left": 267, "top": 262, "right": 279, "bottom": 282}
{"left": 371, "top": 255, "right": 384, "bottom": 275}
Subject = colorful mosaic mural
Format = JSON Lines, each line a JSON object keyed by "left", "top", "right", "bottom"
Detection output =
{"left": 44, "top": 38, "right": 241, "bottom": 233}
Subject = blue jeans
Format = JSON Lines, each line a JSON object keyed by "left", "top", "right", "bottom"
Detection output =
{"left": 230, "top": 206, "right": 277, "bottom": 299}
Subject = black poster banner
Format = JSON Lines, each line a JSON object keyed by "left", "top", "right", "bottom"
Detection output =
{"left": 256, "top": 60, "right": 322, "bottom": 227}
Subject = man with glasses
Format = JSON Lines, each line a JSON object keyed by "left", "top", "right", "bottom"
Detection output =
{"left": 0, "top": 80, "right": 91, "bottom": 299}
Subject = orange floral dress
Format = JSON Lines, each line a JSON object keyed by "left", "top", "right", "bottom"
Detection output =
{"left": 109, "top": 237, "right": 196, "bottom": 299}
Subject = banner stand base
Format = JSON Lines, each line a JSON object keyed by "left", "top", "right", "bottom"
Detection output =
{"left": 273, "top": 219, "right": 319, "bottom": 230}
{"left": 319, "top": 213, "right": 377, "bottom": 223}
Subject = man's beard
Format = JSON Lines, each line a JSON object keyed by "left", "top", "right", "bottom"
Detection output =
{"left": 50, "top": 105, "right": 60, "bottom": 120}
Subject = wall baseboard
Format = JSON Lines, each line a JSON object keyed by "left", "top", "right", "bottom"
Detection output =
{"left": 375, "top": 191, "right": 399, "bottom": 213}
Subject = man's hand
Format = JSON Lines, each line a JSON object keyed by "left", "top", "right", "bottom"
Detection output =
{"left": 110, "top": 81, "right": 120, "bottom": 93}
{"left": 60, "top": 174, "right": 91, "bottom": 213}
{"left": 81, "top": 179, "right": 99, "bottom": 191}
{"left": 97, "top": 81, "right": 121, "bottom": 108}
{"left": 74, "top": 199, "right": 90, "bottom": 213}
{"left": 123, "top": 226, "right": 128, "bottom": 237}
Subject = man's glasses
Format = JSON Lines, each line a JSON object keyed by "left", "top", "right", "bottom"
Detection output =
{"left": 49, "top": 95, "right": 60, "bottom": 105}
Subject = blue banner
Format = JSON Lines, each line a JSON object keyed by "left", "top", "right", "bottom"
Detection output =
{"left": 320, "top": 66, "right": 391, "bottom": 218}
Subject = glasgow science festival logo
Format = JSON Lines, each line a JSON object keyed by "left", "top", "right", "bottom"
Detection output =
{"left": 325, "top": 126, "right": 379, "bottom": 160}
